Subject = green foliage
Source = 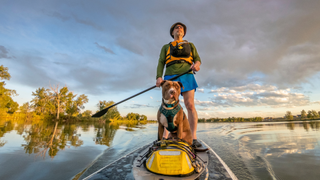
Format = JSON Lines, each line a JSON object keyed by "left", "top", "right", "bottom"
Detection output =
{"left": 31, "top": 87, "right": 52, "bottom": 115}
{"left": 307, "top": 110, "right": 313, "bottom": 119}
{"left": 30, "top": 86, "right": 89, "bottom": 119}
{"left": 80, "top": 110, "right": 93, "bottom": 118}
{"left": 124, "top": 112, "right": 148, "bottom": 121}
{"left": 0, "top": 65, "right": 11, "bottom": 80}
{"left": 140, "top": 114, "right": 147, "bottom": 121}
{"left": 0, "top": 66, "right": 18, "bottom": 114}
{"left": 126, "top": 112, "right": 139, "bottom": 120}
{"left": 20, "top": 102, "right": 31, "bottom": 113}
{"left": 202, "top": 116, "right": 262, "bottom": 122}
{"left": 66, "top": 93, "right": 88, "bottom": 117}
{"left": 97, "top": 101, "right": 120, "bottom": 120}
{"left": 301, "top": 110, "right": 307, "bottom": 119}
{"left": 285, "top": 111, "right": 293, "bottom": 120}
{"left": 311, "top": 110, "right": 319, "bottom": 119}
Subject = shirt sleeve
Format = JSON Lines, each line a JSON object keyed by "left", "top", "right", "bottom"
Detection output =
{"left": 190, "top": 42, "right": 201, "bottom": 64}
{"left": 156, "top": 45, "right": 168, "bottom": 79}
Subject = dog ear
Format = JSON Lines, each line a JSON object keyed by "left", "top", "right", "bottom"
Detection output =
{"left": 160, "top": 80, "right": 167, "bottom": 87}
{"left": 177, "top": 81, "right": 184, "bottom": 89}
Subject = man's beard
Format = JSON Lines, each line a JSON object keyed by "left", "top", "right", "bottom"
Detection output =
{"left": 175, "top": 31, "right": 184, "bottom": 37}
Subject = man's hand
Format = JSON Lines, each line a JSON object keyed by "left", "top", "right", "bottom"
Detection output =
{"left": 156, "top": 77, "right": 163, "bottom": 87}
{"left": 190, "top": 61, "right": 201, "bottom": 72}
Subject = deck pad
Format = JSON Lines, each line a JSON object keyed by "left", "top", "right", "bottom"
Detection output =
{"left": 194, "top": 140, "right": 209, "bottom": 152}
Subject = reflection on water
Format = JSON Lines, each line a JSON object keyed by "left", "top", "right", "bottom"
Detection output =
{"left": 21, "top": 121, "right": 84, "bottom": 158}
{"left": 0, "top": 117, "right": 151, "bottom": 180}
{"left": 0, "top": 118, "right": 148, "bottom": 159}
{"left": 2, "top": 119, "right": 320, "bottom": 180}
{"left": 205, "top": 121, "right": 320, "bottom": 180}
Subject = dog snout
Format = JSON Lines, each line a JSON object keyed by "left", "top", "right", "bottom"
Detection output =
{"left": 169, "top": 88, "right": 176, "bottom": 95}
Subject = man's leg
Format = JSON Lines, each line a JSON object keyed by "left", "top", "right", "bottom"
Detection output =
{"left": 182, "top": 90, "right": 198, "bottom": 139}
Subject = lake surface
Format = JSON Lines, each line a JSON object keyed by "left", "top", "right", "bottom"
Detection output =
{"left": 1, "top": 119, "right": 320, "bottom": 180}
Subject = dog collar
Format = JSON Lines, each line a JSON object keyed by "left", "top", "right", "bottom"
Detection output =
{"left": 162, "top": 99, "right": 179, "bottom": 108}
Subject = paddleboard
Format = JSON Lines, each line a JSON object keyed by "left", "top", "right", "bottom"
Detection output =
{"left": 82, "top": 139, "right": 238, "bottom": 180}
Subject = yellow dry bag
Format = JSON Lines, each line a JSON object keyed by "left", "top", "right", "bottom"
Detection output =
{"left": 145, "top": 140, "right": 195, "bottom": 176}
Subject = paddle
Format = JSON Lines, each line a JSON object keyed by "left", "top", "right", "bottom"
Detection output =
{"left": 91, "top": 69, "right": 193, "bottom": 117}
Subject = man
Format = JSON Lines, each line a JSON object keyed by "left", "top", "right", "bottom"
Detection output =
{"left": 156, "top": 22, "right": 202, "bottom": 147}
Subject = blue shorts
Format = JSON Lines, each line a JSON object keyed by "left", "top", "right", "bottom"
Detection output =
{"left": 164, "top": 73, "right": 198, "bottom": 93}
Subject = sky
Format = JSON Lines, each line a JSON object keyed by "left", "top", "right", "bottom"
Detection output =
{"left": 1, "top": 0, "right": 320, "bottom": 120}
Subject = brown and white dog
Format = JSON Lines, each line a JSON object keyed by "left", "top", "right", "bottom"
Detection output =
{"left": 157, "top": 80, "right": 193, "bottom": 145}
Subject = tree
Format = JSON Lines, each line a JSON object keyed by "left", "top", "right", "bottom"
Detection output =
{"left": 0, "top": 65, "right": 19, "bottom": 114}
{"left": 311, "top": 110, "right": 319, "bottom": 119}
{"left": 0, "top": 65, "right": 11, "bottom": 80}
{"left": 97, "top": 101, "right": 120, "bottom": 120}
{"left": 31, "top": 87, "right": 51, "bottom": 115}
{"left": 307, "top": 110, "right": 313, "bottom": 119}
{"left": 65, "top": 91, "right": 77, "bottom": 117}
{"left": 50, "top": 85, "right": 69, "bottom": 119}
{"left": 301, "top": 110, "right": 307, "bottom": 119}
{"left": 31, "top": 85, "right": 89, "bottom": 119}
{"left": 140, "top": 114, "right": 147, "bottom": 120}
{"left": 65, "top": 93, "right": 88, "bottom": 117}
{"left": 126, "top": 112, "right": 139, "bottom": 120}
{"left": 254, "top": 117, "right": 263, "bottom": 121}
{"left": 81, "top": 110, "right": 92, "bottom": 118}
{"left": 20, "top": 102, "right": 31, "bottom": 113}
{"left": 20, "top": 102, "right": 32, "bottom": 119}
{"left": 285, "top": 111, "right": 293, "bottom": 120}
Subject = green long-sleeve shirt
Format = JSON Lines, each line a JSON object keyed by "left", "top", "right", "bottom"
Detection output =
{"left": 156, "top": 42, "right": 201, "bottom": 79}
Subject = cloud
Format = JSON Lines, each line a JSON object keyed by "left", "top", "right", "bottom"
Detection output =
{"left": 45, "top": 11, "right": 70, "bottom": 22}
{"left": 194, "top": 99, "right": 220, "bottom": 107}
{"left": 6, "top": 54, "right": 61, "bottom": 88}
{"left": 94, "top": 42, "right": 114, "bottom": 54}
{"left": 2, "top": 0, "right": 320, "bottom": 103}
{"left": 204, "top": 84, "right": 310, "bottom": 108}
{"left": 210, "top": 84, "right": 277, "bottom": 93}
{"left": 125, "top": 104, "right": 155, "bottom": 109}
{"left": 72, "top": 15, "right": 105, "bottom": 31}
{"left": 190, "top": 0, "right": 320, "bottom": 89}
{"left": 0, "top": 45, "right": 12, "bottom": 59}
{"left": 116, "top": 37, "right": 143, "bottom": 55}
{"left": 197, "top": 89, "right": 204, "bottom": 93}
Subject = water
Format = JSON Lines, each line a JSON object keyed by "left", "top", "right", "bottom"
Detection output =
{"left": 1, "top": 119, "right": 320, "bottom": 180}
{"left": 0, "top": 120, "right": 156, "bottom": 180}
{"left": 198, "top": 121, "right": 320, "bottom": 180}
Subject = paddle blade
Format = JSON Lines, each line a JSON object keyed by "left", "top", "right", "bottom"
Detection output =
{"left": 91, "top": 108, "right": 109, "bottom": 118}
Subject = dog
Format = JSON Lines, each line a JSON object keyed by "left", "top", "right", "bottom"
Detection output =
{"left": 157, "top": 80, "right": 193, "bottom": 145}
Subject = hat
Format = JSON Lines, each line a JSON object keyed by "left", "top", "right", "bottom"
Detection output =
{"left": 170, "top": 22, "right": 187, "bottom": 38}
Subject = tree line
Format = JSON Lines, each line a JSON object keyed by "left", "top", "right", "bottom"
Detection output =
{"left": 285, "top": 110, "right": 320, "bottom": 120}
{"left": 0, "top": 65, "right": 147, "bottom": 121}
{"left": 92, "top": 100, "right": 147, "bottom": 121}
{"left": 198, "top": 116, "right": 263, "bottom": 122}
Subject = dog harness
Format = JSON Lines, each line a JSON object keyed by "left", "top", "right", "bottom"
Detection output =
{"left": 165, "top": 40, "right": 193, "bottom": 68}
{"left": 159, "top": 100, "right": 181, "bottom": 132}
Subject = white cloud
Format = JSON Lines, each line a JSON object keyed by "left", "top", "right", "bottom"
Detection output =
{"left": 199, "top": 84, "right": 310, "bottom": 108}
{"left": 125, "top": 104, "right": 155, "bottom": 109}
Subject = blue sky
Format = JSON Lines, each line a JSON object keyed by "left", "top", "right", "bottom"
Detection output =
{"left": 1, "top": 0, "right": 320, "bottom": 119}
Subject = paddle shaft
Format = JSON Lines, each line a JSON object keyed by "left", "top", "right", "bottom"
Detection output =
{"left": 92, "top": 69, "right": 193, "bottom": 117}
